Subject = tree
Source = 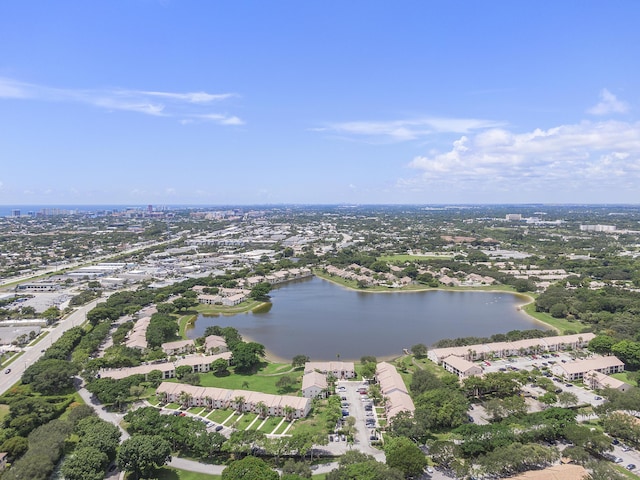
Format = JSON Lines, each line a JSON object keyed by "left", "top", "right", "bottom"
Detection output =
{"left": 410, "top": 369, "right": 445, "bottom": 395}
{"left": 175, "top": 365, "right": 193, "bottom": 379}
{"left": 563, "top": 424, "right": 612, "bottom": 456}
{"left": 557, "top": 391, "right": 579, "bottom": 408}
{"left": 256, "top": 401, "right": 269, "bottom": 419}
{"left": 116, "top": 435, "right": 171, "bottom": 480}
{"left": 231, "top": 341, "right": 265, "bottom": 372}
{"left": 384, "top": 436, "right": 428, "bottom": 478}
{"left": 42, "top": 306, "right": 61, "bottom": 323}
{"left": 588, "top": 335, "right": 617, "bottom": 355}
{"left": 156, "top": 302, "right": 176, "bottom": 314}
{"left": 326, "top": 450, "right": 404, "bottom": 480}
{"left": 612, "top": 340, "right": 640, "bottom": 369}
{"left": 292, "top": 354, "right": 310, "bottom": 368}
{"left": 222, "top": 456, "right": 279, "bottom": 480}
{"left": 281, "top": 459, "right": 312, "bottom": 478}
{"left": 22, "top": 358, "right": 79, "bottom": 394}
{"left": 130, "top": 384, "right": 145, "bottom": 400}
{"left": 147, "top": 369, "right": 164, "bottom": 387}
{"left": 411, "top": 343, "right": 428, "bottom": 358}
{"left": 0, "top": 436, "right": 28, "bottom": 459}
{"left": 538, "top": 392, "right": 558, "bottom": 406}
{"left": 276, "top": 375, "right": 297, "bottom": 393}
{"left": 361, "top": 362, "right": 377, "bottom": 380}
{"left": 60, "top": 446, "right": 108, "bottom": 480}
{"left": 173, "top": 297, "right": 196, "bottom": 311}
{"left": 250, "top": 282, "right": 272, "bottom": 301}
{"left": 211, "top": 358, "right": 230, "bottom": 376}
{"left": 76, "top": 417, "right": 122, "bottom": 461}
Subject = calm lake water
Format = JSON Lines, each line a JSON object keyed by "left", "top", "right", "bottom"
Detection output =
{"left": 188, "top": 276, "right": 547, "bottom": 361}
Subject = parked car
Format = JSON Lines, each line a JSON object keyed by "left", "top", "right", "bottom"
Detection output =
{"left": 215, "top": 425, "right": 223, "bottom": 431}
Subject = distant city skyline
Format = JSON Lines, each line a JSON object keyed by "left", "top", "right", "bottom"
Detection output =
{"left": 1, "top": 2, "right": 639, "bottom": 205}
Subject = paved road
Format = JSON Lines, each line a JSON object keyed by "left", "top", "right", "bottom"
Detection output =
{"left": 0, "top": 297, "right": 105, "bottom": 396}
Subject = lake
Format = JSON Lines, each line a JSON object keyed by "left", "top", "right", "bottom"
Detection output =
{"left": 188, "top": 276, "right": 547, "bottom": 361}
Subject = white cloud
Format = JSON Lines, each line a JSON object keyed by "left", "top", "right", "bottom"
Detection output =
{"left": 588, "top": 89, "right": 629, "bottom": 115}
{"left": 191, "top": 113, "right": 245, "bottom": 125}
{"left": 403, "top": 120, "right": 640, "bottom": 194}
{"left": 0, "top": 77, "right": 242, "bottom": 125}
{"left": 0, "top": 78, "right": 31, "bottom": 98}
{"left": 314, "top": 117, "right": 505, "bottom": 142}
{"left": 141, "top": 91, "right": 235, "bottom": 103}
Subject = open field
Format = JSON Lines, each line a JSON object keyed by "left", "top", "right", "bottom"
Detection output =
{"left": 194, "top": 368, "right": 302, "bottom": 395}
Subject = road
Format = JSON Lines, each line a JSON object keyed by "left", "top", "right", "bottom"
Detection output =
{"left": 0, "top": 297, "right": 105, "bottom": 396}
{"left": 0, "top": 237, "right": 178, "bottom": 288}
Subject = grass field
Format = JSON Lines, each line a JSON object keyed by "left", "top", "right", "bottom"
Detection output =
{"left": 611, "top": 371, "right": 634, "bottom": 384}
{"left": 205, "top": 409, "right": 234, "bottom": 424}
{"left": 152, "top": 467, "right": 221, "bottom": 480}
{"left": 257, "top": 416, "right": 282, "bottom": 432}
{"left": 147, "top": 466, "right": 328, "bottom": 480}
{"left": 195, "top": 300, "right": 269, "bottom": 316}
{"left": 195, "top": 368, "right": 302, "bottom": 395}
{"left": 0, "top": 404, "right": 10, "bottom": 422}
{"left": 521, "top": 302, "right": 586, "bottom": 334}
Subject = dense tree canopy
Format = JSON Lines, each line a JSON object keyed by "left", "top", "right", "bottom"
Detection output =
{"left": 221, "top": 456, "right": 279, "bottom": 480}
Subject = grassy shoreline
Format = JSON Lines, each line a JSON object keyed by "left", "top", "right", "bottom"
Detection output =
{"left": 313, "top": 269, "right": 584, "bottom": 334}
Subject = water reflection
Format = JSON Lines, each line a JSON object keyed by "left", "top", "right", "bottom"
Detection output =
{"left": 188, "top": 276, "right": 545, "bottom": 361}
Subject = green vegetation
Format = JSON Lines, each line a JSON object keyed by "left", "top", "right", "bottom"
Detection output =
{"left": 154, "top": 467, "right": 221, "bottom": 480}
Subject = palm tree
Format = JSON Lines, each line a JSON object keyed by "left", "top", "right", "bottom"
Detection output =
{"left": 284, "top": 405, "right": 296, "bottom": 421}
{"left": 178, "top": 391, "right": 192, "bottom": 409}
{"left": 256, "top": 401, "right": 268, "bottom": 419}
{"left": 234, "top": 395, "right": 245, "bottom": 413}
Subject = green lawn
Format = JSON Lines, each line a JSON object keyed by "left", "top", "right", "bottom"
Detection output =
{"left": 195, "top": 369, "right": 302, "bottom": 395}
{"left": 206, "top": 409, "right": 234, "bottom": 424}
{"left": 195, "top": 300, "right": 269, "bottom": 316}
{"left": 232, "top": 412, "right": 258, "bottom": 430}
{"left": 148, "top": 466, "right": 327, "bottom": 480}
{"left": 611, "top": 371, "right": 634, "bottom": 384}
{"left": 179, "top": 314, "right": 198, "bottom": 338}
{"left": 151, "top": 467, "right": 221, "bottom": 480}
{"left": 273, "top": 418, "right": 291, "bottom": 434}
{"left": 256, "top": 363, "right": 296, "bottom": 375}
{"left": 257, "top": 416, "right": 282, "bottom": 433}
{"left": 521, "top": 302, "right": 586, "bottom": 334}
{"left": 0, "top": 404, "right": 10, "bottom": 422}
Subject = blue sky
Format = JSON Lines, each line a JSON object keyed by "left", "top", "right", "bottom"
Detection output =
{"left": 1, "top": 1, "right": 639, "bottom": 205}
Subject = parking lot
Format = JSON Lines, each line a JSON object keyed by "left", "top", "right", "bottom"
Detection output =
{"left": 480, "top": 351, "right": 606, "bottom": 408}
{"left": 325, "top": 381, "right": 383, "bottom": 458}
